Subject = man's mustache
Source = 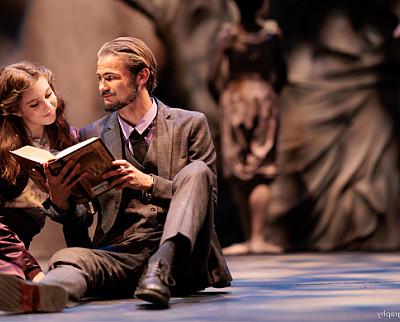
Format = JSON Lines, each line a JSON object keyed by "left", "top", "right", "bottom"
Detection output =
{"left": 101, "top": 90, "right": 115, "bottom": 96}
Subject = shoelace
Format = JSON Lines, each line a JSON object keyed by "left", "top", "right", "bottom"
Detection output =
{"left": 149, "top": 260, "right": 176, "bottom": 287}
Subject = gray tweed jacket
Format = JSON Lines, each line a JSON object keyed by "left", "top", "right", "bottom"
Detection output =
{"left": 59, "top": 98, "right": 231, "bottom": 289}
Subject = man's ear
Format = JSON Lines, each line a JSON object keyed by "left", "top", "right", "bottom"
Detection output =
{"left": 136, "top": 68, "right": 150, "bottom": 87}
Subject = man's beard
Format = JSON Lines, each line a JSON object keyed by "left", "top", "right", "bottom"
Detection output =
{"left": 104, "top": 86, "right": 137, "bottom": 112}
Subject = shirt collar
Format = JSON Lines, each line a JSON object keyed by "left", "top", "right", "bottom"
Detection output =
{"left": 118, "top": 98, "right": 157, "bottom": 140}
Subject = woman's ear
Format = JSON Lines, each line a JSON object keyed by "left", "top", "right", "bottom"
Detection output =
{"left": 11, "top": 111, "right": 22, "bottom": 117}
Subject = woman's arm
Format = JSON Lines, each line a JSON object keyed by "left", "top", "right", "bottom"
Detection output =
{"left": 0, "top": 223, "right": 42, "bottom": 280}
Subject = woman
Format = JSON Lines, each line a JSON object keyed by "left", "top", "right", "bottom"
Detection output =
{"left": 209, "top": 0, "right": 286, "bottom": 254}
{"left": 0, "top": 61, "right": 78, "bottom": 281}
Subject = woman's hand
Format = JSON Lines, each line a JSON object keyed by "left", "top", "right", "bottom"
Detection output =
{"left": 32, "top": 271, "right": 45, "bottom": 282}
{"left": 44, "top": 160, "right": 86, "bottom": 210}
{"left": 102, "top": 160, "right": 153, "bottom": 192}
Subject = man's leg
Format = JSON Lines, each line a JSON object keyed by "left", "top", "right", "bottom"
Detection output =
{"left": 0, "top": 273, "right": 68, "bottom": 313}
{"left": 135, "top": 160, "right": 216, "bottom": 306}
{"left": 0, "top": 247, "right": 141, "bottom": 313}
{"left": 0, "top": 247, "right": 90, "bottom": 313}
{"left": 44, "top": 247, "right": 146, "bottom": 304}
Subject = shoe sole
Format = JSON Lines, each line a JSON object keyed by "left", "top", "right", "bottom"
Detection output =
{"left": 0, "top": 274, "right": 67, "bottom": 313}
{"left": 135, "top": 288, "right": 169, "bottom": 307}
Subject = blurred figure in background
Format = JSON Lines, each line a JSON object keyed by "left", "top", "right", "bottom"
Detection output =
{"left": 266, "top": 0, "right": 400, "bottom": 251}
{"left": 209, "top": 0, "right": 286, "bottom": 255}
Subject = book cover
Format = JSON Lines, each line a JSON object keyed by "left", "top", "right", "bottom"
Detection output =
{"left": 10, "top": 137, "right": 115, "bottom": 204}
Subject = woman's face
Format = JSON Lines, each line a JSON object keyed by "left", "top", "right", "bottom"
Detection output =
{"left": 16, "top": 76, "right": 58, "bottom": 138}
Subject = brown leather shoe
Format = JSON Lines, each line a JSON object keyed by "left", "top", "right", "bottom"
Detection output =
{"left": 134, "top": 259, "right": 176, "bottom": 307}
{"left": 0, "top": 273, "right": 68, "bottom": 313}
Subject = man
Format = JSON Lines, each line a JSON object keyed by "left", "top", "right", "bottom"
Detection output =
{"left": 0, "top": 36, "right": 231, "bottom": 313}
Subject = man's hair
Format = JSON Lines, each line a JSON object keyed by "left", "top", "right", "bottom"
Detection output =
{"left": 97, "top": 37, "right": 158, "bottom": 93}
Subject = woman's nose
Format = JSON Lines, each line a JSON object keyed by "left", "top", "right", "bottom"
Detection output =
{"left": 43, "top": 98, "right": 55, "bottom": 110}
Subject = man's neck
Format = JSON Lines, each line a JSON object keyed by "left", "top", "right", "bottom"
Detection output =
{"left": 118, "top": 91, "right": 152, "bottom": 125}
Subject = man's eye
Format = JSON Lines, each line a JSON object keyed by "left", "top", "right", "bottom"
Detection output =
{"left": 105, "top": 76, "right": 115, "bottom": 81}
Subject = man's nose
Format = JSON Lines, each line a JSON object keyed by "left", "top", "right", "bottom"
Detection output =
{"left": 98, "top": 79, "right": 107, "bottom": 93}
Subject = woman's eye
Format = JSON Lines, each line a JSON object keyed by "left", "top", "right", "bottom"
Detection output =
{"left": 29, "top": 102, "right": 39, "bottom": 108}
{"left": 45, "top": 92, "right": 52, "bottom": 98}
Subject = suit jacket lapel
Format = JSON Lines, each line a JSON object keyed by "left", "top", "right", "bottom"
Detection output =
{"left": 102, "top": 112, "right": 123, "bottom": 159}
{"left": 98, "top": 112, "right": 122, "bottom": 233}
{"left": 155, "top": 99, "right": 173, "bottom": 180}
{"left": 102, "top": 112, "right": 145, "bottom": 169}
{"left": 97, "top": 103, "right": 173, "bottom": 234}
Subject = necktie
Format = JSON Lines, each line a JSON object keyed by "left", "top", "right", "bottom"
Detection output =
{"left": 129, "top": 129, "right": 148, "bottom": 164}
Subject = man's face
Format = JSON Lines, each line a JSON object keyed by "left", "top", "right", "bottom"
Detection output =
{"left": 96, "top": 54, "right": 137, "bottom": 112}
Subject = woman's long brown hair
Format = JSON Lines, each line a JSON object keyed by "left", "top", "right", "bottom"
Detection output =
{"left": 0, "top": 61, "right": 76, "bottom": 184}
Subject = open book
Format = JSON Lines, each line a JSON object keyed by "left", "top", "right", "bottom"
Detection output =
{"left": 10, "top": 137, "right": 115, "bottom": 204}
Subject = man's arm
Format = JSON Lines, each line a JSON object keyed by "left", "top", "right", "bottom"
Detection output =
{"left": 151, "top": 112, "right": 217, "bottom": 205}
{"left": 188, "top": 113, "right": 217, "bottom": 175}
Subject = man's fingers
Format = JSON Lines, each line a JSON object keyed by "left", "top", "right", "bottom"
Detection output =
{"left": 103, "top": 164, "right": 133, "bottom": 179}
{"left": 107, "top": 175, "right": 129, "bottom": 190}
{"left": 112, "top": 160, "right": 130, "bottom": 167}
{"left": 103, "top": 168, "right": 123, "bottom": 179}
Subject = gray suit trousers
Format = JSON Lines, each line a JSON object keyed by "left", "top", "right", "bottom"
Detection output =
{"left": 41, "top": 161, "right": 216, "bottom": 303}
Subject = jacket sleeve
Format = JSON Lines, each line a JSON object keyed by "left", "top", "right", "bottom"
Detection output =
{"left": 0, "top": 223, "right": 42, "bottom": 279}
{"left": 45, "top": 201, "right": 93, "bottom": 248}
{"left": 150, "top": 112, "right": 217, "bottom": 205}
{"left": 0, "top": 174, "right": 29, "bottom": 208}
{"left": 44, "top": 127, "right": 96, "bottom": 248}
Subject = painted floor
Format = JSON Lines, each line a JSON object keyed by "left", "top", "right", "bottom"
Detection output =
{"left": 1, "top": 252, "right": 400, "bottom": 321}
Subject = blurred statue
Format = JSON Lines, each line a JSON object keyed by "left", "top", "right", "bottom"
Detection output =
{"left": 209, "top": 0, "right": 286, "bottom": 254}
{"left": 266, "top": 0, "right": 400, "bottom": 251}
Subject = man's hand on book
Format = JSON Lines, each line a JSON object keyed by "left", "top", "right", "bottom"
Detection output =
{"left": 103, "top": 160, "right": 153, "bottom": 192}
{"left": 44, "top": 160, "right": 88, "bottom": 210}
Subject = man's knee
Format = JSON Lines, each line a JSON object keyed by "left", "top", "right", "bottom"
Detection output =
{"left": 48, "top": 247, "right": 92, "bottom": 268}
{"left": 174, "top": 161, "right": 215, "bottom": 188}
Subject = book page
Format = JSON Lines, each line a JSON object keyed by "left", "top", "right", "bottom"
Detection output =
{"left": 76, "top": 141, "right": 115, "bottom": 195}
{"left": 10, "top": 145, "right": 55, "bottom": 164}
{"left": 47, "top": 137, "right": 115, "bottom": 202}
{"left": 55, "top": 136, "right": 99, "bottom": 159}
